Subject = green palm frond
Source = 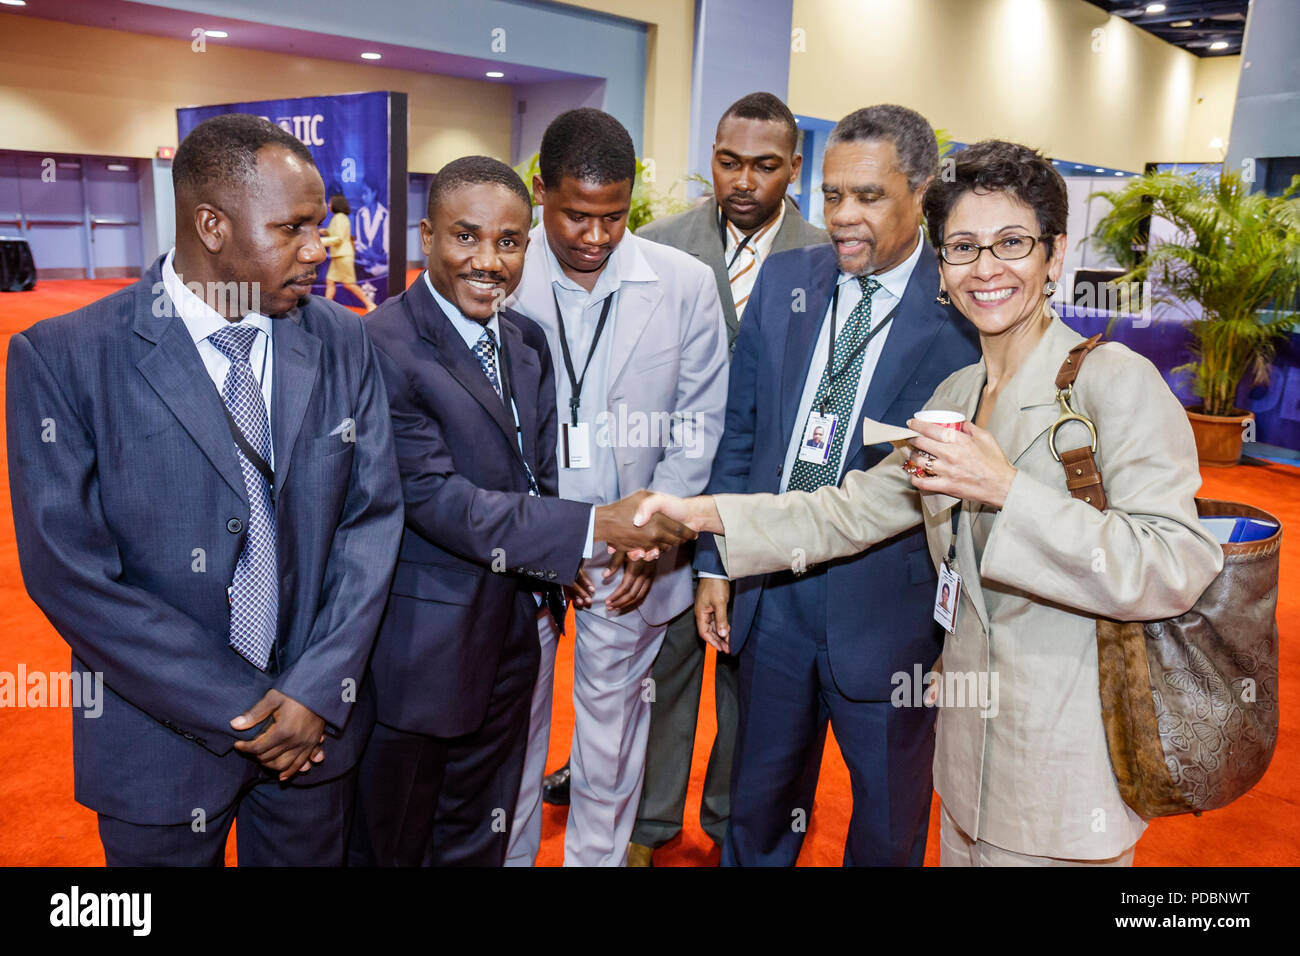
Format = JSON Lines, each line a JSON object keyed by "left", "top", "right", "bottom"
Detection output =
{"left": 1089, "top": 171, "right": 1300, "bottom": 416}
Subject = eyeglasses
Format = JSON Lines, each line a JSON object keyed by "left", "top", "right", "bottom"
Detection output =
{"left": 939, "top": 234, "right": 1050, "bottom": 265}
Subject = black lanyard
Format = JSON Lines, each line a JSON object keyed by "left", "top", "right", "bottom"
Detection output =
{"left": 553, "top": 289, "right": 615, "bottom": 426}
{"left": 947, "top": 501, "right": 962, "bottom": 567}
{"left": 495, "top": 331, "right": 540, "bottom": 495}
{"left": 718, "top": 209, "right": 755, "bottom": 271}
{"left": 818, "top": 283, "right": 901, "bottom": 415}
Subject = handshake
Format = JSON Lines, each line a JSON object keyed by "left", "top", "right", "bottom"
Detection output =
{"left": 592, "top": 490, "right": 724, "bottom": 560}
{"left": 592, "top": 489, "right": 698, "bottom": 555}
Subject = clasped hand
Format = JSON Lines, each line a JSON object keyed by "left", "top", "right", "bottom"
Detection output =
{"left": 231, "top": 688, "right": 327, "bottom": 782}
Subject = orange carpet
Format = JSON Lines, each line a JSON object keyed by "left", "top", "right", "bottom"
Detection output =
{"left": 0, "top": 276, "right": 1295, "bottom": 866}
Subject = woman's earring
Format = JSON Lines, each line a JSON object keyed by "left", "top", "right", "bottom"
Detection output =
{"left": 1043, "top": 279, "right": 1059, "bottom": 297}
{"left": 936, "top": 288, "right": 951, "bottom": 306}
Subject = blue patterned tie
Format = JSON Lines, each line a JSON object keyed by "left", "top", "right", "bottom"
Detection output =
{"left": 786, "top": 276, "right": 882, "bottom": 493}
{"left": 209, "top": 324, "right": 278, "bottom": 670}
{"left": 474, "top": 328, "right": 539, "bottom": 496}
{"left": 474, "top": 329, "right": 502, "bottom": 398}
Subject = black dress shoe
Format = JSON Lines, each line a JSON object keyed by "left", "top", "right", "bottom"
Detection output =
{"left": 541, "top": 761, "right": 571, "bottom": 806}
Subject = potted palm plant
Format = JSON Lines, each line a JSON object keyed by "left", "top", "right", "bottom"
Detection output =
{"left": 1090, "top": 169, "right": 1300, "bottom": 465}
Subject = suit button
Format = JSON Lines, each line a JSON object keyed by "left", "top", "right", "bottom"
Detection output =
{"left": 226, "top": 518, "right": 243, "bottom": 534}
{"left": 777, "top": 464, "right": 783, "bottom": 476}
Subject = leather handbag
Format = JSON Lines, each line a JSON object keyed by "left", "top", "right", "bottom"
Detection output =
{"left": 1050, "top": 335, "right": 1281, "bottom": 817}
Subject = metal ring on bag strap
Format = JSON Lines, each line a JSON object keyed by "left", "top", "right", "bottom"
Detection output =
{"left": 1048, "top": 384, "right": 1098, "bottom": 462}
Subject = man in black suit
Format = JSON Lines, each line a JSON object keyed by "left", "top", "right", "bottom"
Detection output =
{"left": 7, "top": 113, "right": 405, "bottom": 866}
{"left": 351, "top": 157, "right": 693, "bottom": 866}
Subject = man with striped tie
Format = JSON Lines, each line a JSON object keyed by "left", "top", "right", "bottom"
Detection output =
{"left": 691, "top": 105, "right": 980, "bottom": 865}
{"left": 351, "top": 157, "right": 696, "bottom": 866}
{"left": 6, "top": 113, "right": 405, "bottom": 865}
{"left": 627, "top": 93, "right": 826, "bottom": 864}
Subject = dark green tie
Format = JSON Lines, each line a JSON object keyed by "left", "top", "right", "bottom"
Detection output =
{"left": 786, "top": 275, "right": 882, "bottom": 493}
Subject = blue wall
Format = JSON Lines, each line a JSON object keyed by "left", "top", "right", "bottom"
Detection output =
{"left": 688, "top": 0, "right": 793, "bottom": 193}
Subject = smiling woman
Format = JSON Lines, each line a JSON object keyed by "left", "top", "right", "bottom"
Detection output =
{"left": 631, "top": 139, "right": 1226, "bottom": 867}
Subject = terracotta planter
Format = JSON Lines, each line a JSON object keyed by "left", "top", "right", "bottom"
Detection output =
{"left": 1185, "top": 406, "right": 1255, "bottom": 467}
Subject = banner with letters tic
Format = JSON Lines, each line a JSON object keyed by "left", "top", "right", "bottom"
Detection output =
{"left": 178, "top": 91, "right": 408, "bottom": 307}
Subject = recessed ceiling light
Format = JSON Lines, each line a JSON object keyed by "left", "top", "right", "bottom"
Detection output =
{"left": 1145, "top": 3, "right": 1166, "bottom": 13}
{"left": 0, "top": 1, "right": 29, "bottom": 7}
{"left": 204, "top": 30, "right": 229, "bottom": 38}
{"left": 107, "top": 163, "right": 131, "bottom": 172}
{"left": 361, "top": 52, "right": 382, "bottom": 60}
{"left": 1095, "top": 167, "right": 1105, "bottom": 172}
{"left": 1209, "top": 40, "right": 1228, "bottom": 50}
{"left": 485, "top": 71, "right": 504, "bottom": 78}
{"left": 1114, "top": 171, "right": 1124, "bottom": 176}
{"left": 1170, "top": 20, "right": 1193, "bottom": 28}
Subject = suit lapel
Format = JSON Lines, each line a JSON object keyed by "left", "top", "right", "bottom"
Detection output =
{"left": 780, "top": 246, "right": 838, "bottom": 443}
{"left": 498, "top": 314, "right": 540, "bottom": 473}
{"left": 269, "top": 309, "right": 321, "bottom": 501}
{"left": 405, "top": 278, "right": 518, "bottom": 449}
{"left": 996, "top": 317, "right": 1085, "bottom": 467}
{"left": 132, "top": 267, "right": 248, "bottom": 503}
{"left": 687, "top": 202, "right": 739, "bottom": 338}
{"left": 606, "top": 283, "right": 661, "bottom": 395}
{"left": 847, "top": 244, "right": 948, "bottom": 470}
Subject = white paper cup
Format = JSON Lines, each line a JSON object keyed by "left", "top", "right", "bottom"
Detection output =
{"left": 914, "top": 409, "right": 967, "bottom": 430}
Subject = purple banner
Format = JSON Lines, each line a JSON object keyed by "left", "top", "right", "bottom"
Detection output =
{"left": 178, "top": 92, "right": 403, "bottom": 308}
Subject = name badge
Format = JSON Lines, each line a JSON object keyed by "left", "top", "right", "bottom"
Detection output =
{"left": 798, "top": 412, "right": 837, "bottom": 466}
{"left": 934, "top": 561, "right": 961, "bottom": 633}
{"left": 562, "top": 422, "right": 591, "bottom": 469}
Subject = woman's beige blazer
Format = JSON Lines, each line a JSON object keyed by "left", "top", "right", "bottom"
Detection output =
{"left": 712, "top": 316, "right": 1223, "bottom": 859}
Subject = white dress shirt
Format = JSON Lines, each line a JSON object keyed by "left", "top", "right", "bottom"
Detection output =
{"left": 162, "top": 248, "right": 275, "bottom": 467}
{"left": 698, "top": 230, "right": 927, "bottom": 582}
{"left": 778, "top": 228, "right": 925, "bottom": 493}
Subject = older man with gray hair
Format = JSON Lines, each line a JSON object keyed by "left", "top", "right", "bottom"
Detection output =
{"left": 691, "top": 104, "right": 981, "bottom": 865}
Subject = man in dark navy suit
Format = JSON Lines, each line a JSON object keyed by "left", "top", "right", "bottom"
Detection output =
{"left": 6, "top": 114, "right": 405, "bottom": 865}
{"left": 351, "top": 157, "right": 693, "bottom": 866}
{"left": 693, "top": 105, "right": 982, "bottom": 866}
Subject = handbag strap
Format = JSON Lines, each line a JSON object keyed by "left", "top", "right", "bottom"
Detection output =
{"left": 1052, "top": 334, "right": 1107, "bottom": 512}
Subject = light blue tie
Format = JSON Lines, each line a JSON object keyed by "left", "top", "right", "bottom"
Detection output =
{"left": 209, "top": 323, "right": 278, "bottom": 670}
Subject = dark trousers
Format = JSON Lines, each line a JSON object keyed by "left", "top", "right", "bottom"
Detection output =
{"left": 97, "top": 771, "right": 356, "bottom": 866}
{"left": 722, "top": 616, "right": 936, "bottom": 867}
{"left": 347, "top": 599, "right": 539, "bottom": 867}
{"left": 632, "top": 605, "right": 739, "bottom": 848}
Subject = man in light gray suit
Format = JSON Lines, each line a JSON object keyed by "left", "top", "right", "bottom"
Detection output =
{"left": 629, "top": 92, "right": 827, "bottom": 864}
{"left": 503, "top": 108, "right": 729, "bottom": 866}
